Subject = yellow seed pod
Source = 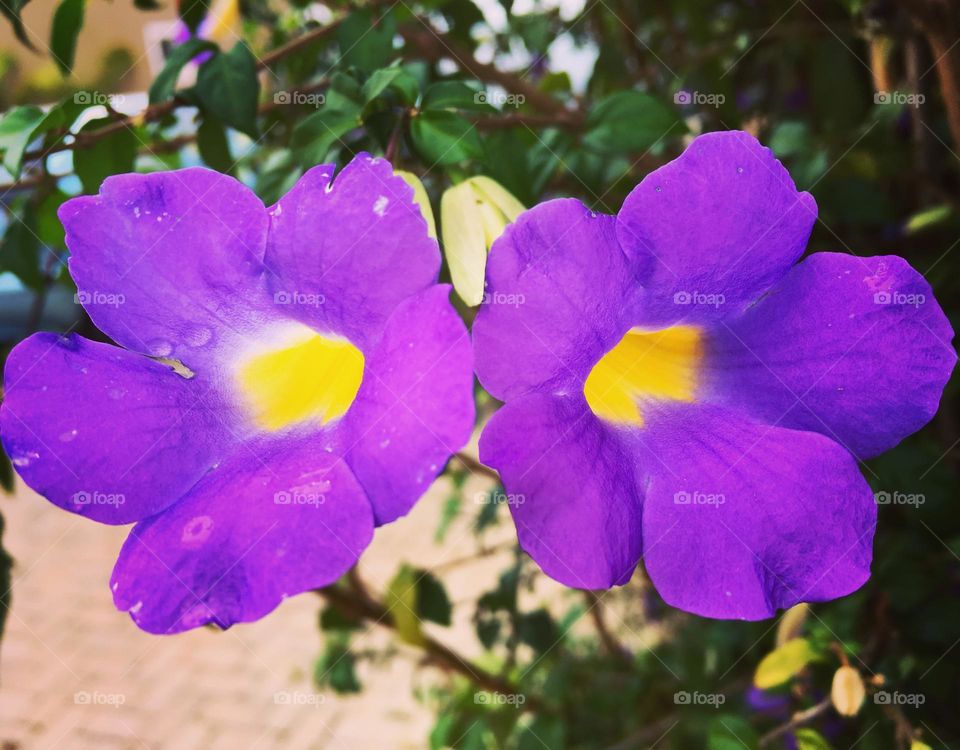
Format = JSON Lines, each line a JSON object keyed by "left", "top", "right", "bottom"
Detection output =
{"left": 831, "top": 665, "right": 866, "bottom": 717}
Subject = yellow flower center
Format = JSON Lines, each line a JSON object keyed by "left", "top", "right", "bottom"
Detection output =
{"left": 583, "top": 326, "right": 701, "bottom": 426}
{"left": 236, "top": 327, "right": 365, "bottom": 431}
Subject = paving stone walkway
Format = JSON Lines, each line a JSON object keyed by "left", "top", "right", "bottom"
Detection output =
{"left": 0, "top": 474, "right": 513, "bottom": 750}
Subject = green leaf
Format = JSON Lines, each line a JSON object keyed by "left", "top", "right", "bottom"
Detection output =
{"left": 0, "top": 449, "right": 13, "bottom": 493}
{"left": 1, "top": 0, "right": 35, "bottom": 49}
{"left": 195, "top": 42, "right": 260, "bottom": 137}
{"left": 410, "top": 110, "right": 482, "bottom": 166}
{"left": 0, "top": 201, "right": 43, "bottom": 290}
{"left": 133, "top": 0, "right": 161, "bottom": 9}
{"left": 434, "top": 493, "right": 461, "bottom": 543}
{"left": 362, "top": 66, "right": 403, "bottom": 104}
{"left": 291, "top": 104, "right": 360, "bottom": 165}
{"left": 516, "top": 609, "right": 559, "bottom": 653}
{"left": 314, "top": 636, "right": 361, "bottom": 693}
{"left": 319, "top": 604, "right": 362, "bottom": 632}
{"left": 754, "top": 638, "right": 819, "bottom": 689}
{"left": 794, "top": 728, "right": 833, "bottom": 750}
{"left": 422, "top": 81, "right": 492, "bottom": 112}
{"left": 337, "top": 8, "right": 396, "bottom": 73}
{"left": 149, "top": 38, "right": 217, "bottom": 104}
{"left": 0, "top": 105, "right": 45, "bottom": 176}
{"left": 179, "top": 0, "right": 206, "bottom": 32}
{"left": 196, "top": 115, "right": 233, "bottom": 173}
{"left": 708, "top": 716, "right": 758, "bottom": 750}
{"left": 385, "top": 564, "right": 425, "bottom": 646}
{"left": 905, "top": 204, "right": 953, "bottom": 234}
{"left": 73, "top": 117, "right": 137, "bottom": 195}
{"left": 50, "top": 0, "right": 85, "bottom": 76}
{"left": 416, "top": 571, "right": 452, "bottom": 626}
{"left": 37, "top": 189, "right": 70, "bottom": 250}
{"left": 583, "top": 91, "right": 681, "bottom": 154}
{"left": 516, "top": 716, "right": 564, "bottom": 750}
{"left": 429, "top": 712, "right": 456, "bottom": 750}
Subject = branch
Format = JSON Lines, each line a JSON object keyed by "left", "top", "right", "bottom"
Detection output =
{"left": 398, "top": 22, "right": 570, "bottom": 116}
{"left": 452, "top": 451, "right": 500, "bottom": 482}
{"left": 758, "top": 697, "right": 833, "bottom": 747}
{"left": 316, "top": 579, "right": 542, "bottom": 711}
{"left": 584, "top": 591, "right": 632, "bottom": 663}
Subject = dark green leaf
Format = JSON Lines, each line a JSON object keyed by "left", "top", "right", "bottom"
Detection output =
{"left": 583, "top": 91, "right": 681, "bottom": 154}
{"left": 178, "top": 0, "right": 205, "bottom": 32}
{"left": 291, "top": 104, "right": 360, "bottom": 165}
{"left": 516, "top": 716, "right": 564, "bottom": 750}
{"left": 422, "top": 81, "right": 492, "bottom": 112}
{"left": 133, "top": 0, "right": 161, "bottom": 9}
{"left": 708, "top": 716, "right": 758, "bottom": 750}
{"left": 410, "top": 110, "right": 482, "bottom": 165}
{"left": 73, "top": 117, "right": 137, "bottom": 194}
{"left": 416, "top": 571, "right": 452, "bottom": 626}
{"left": 195, "top": 42, "right": 260, "bottom": 137}
{"left": 516, "top": 609, "right": 559, "bottom": 654}
{"left": 149, "top": 38, "right": 217, "bottom": 104}
{"left": 0, "top": 201, "right": 43, "bottom": 290}
{"left": 362, "top": 66, "right": 403, "bottom": 104}
{"left": 337, "top": 8, "right": 396, "bottom": 73}
{"left": 196, "top": 115, "right": 233, "bottom": 173}
{"left": 314, "top": 637, "right": 362, "bottom": 694}
{"left": 1, "top": 0, "right": 36, "bottom": 49}
{"left": 37, "top": 189, "right": 70, "bottom": 250}
{"left": 319, "top": 604, "right": 361, "bottom": 632}
{"left": 50, "top": 0, "right": 85, "bottom": 76}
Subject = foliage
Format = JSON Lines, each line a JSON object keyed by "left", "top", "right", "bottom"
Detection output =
{"left": 1, "top": 1, "right": 959, "bottom": 748}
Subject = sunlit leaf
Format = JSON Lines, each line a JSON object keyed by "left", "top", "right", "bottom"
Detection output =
{"left": 50, "top": 0, "right": 85, "bottom": 76}
{"left": 754, "top": 638, "right": 818, "bottom": 689}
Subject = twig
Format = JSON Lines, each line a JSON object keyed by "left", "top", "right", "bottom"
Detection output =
{"left": 316, "top": 579, "right": 542, "bottom": 711}
{"left": 584, "top": 591, "right": 632, "bottom": 663}
{"left": 758, "top": 697, "right": 833, "bottom": 747}
{"left": 452, "top": 451, "right": 500, "bottom": 482}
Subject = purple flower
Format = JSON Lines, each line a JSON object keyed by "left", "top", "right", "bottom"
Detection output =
{"left": 0, "top": 155, "right": 475, "bottom": 633}
{"left": 473, "top": 130, "right": 956, "bottom": 619}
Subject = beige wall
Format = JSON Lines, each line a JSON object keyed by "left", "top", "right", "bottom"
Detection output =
{"left": 0, "top": 0, "right": 176, "bottom": 92}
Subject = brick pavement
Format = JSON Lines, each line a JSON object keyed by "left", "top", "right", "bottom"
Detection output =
{"left": 0, "top": 474, "right": 513, "bottom": 750}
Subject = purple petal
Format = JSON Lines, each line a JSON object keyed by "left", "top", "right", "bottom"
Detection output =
{"left": 709, "top": 253, "right": 956, "bottom": 459}
{"left": 111, "top": 439, "right": 374, "bottom": 633}
{"left": 340, "top": 285, "right": 474, "bottom": 525}
{"left": 479, "top": 392, "right": 643, "bottom": 588}
{"left": 264, "top": 154, "right": 440, "bottom": 349}
{"left": 473, "top": 199, "right": 638, "bottom": 401}
{"left": 640, "top": 403, "right": 876, "bottom": 620}
{"left": 617, "top": 130, "right": 817, "bottom": 326}
{"left": 0, "top": 333, "right": 224, "bottom": 524}
{"left": 61, "top": 167, "right": 272, "bottom": 374}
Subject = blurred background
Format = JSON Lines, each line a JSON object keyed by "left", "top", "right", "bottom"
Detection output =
{"left": 0, "top": 0, "right": 958, "bottom": 748}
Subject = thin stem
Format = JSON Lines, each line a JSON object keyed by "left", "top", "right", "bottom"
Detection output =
{"left": 452, "top": 451, "right": 500, "bottom": 482}
{"left": 316, "top": 580, "right": 542, "bottom": 711}
{"left": 758, "top": 697, "right": 833, "bottom": 747}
